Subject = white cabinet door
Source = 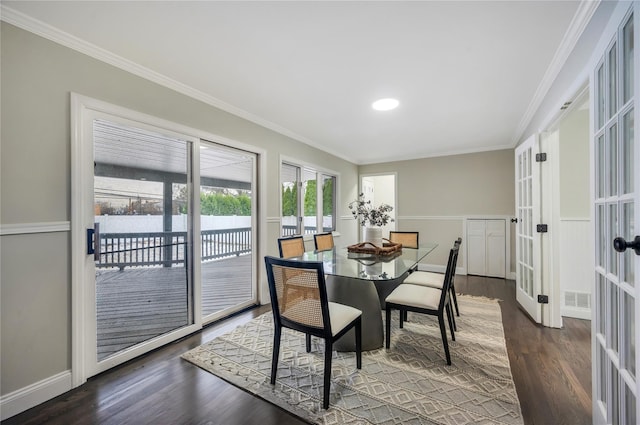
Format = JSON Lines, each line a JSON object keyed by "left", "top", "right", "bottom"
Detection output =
{"left": 486, "top": 220, "right": 506, "bottom": 278}
{"left": 467, "top": 219, "right": 506, "bottom": 278}
{"left": 467, "top": 220, "right": 487, "bottom": 276}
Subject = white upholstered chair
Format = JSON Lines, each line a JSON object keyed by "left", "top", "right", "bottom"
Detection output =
{"left": 385, "top": 243, "right": 459, "bottom": 365}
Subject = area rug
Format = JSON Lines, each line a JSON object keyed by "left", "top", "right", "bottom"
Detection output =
{"left": 182, "top": 295, "right": 524, "bottom": 424}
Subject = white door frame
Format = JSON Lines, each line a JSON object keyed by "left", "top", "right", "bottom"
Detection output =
{"left": 539, "top": 130, "right": 562, "bottom": 328}
{"left": 71, "top": 94, "right": 202, "bottom": 384}
{"left": 70, "top": 93, "right": 266, "bottom": 386}
{"left": 359, "top": 172, "right": 398, "bottom": 237}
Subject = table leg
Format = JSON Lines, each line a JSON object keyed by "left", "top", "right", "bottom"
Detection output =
{"left": 325, "top": 273, "right": 408, "bottom": 351}
{"left": 326, "top": 275, "right": 382, "bottom": 351}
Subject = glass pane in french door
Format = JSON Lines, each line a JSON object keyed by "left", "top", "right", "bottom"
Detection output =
{"left": 200, "top": 142, "right": 255, "bottom": 318}
{"left": 93, "top": 119, "right": 193, "bottom": 361}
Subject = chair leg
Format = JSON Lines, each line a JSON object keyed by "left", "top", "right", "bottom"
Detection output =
{"left": 399, "top": 309, "right": 404, "bottom": 329}
{"left": 450, "top": 305, "right": 457, "bottom": 332}
{"left": 323, "top": 340, "right": 333, "bottom": 409}
{"left": 385, "top": 307, "right": 392, "bottom": 349}
{"left": 355, "top": 318, "right": 362, "bottom": 369}
{"left": 438, "top": 314, "right": 452, "bottom": 365}
{"left": 271, "top": 326, "right": 282, "bottom": 385}
{"left": 306, "top": 333, "right": 311, "bottom": 353}
{"left": 451, "top": 284, "right": 460, "bottom": 316}
{"left": 445, "top": 304, "right": 456, "bottom": 341}
{"left": 403, "top": 310, "right": 408, "bottom": 322}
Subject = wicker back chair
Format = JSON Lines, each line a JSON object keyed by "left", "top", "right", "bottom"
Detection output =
{"left": 388, "top": 231, "right": 419, "bottom": 249}
{"left": 264, "top": 256, "right": 362, "bottom": 409}
{"left": 313, "top": 232, "right": 334, "bottom": 251}
{"left": 277, "top": 236, "right": 305, "bottom": 258}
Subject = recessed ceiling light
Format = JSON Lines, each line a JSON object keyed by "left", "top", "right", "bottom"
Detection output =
{"left": 372, "top": 98, "right": 399, "bottom": 111}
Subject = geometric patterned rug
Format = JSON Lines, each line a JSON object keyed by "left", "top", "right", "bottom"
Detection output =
{"left": 182, "top": 295, "right": 524, "bottom": 424}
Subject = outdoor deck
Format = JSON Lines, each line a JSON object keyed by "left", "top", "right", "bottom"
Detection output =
{"left": 97, "top": 254, "right": 253, "bottom": 360}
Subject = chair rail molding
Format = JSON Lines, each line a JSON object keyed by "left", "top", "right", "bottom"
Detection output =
{"left": 0, "top": 221, "right": 71, "bottom": 236}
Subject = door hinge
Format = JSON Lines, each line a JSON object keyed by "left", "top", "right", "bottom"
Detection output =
{"left": 537, "top": 294, "right": 549, "bottom": 304}
{"left": 536, "top": 224, "right": 548, "bottom": 233}
{"left": 536, "top": 153, "right": 547, "bottom": 162}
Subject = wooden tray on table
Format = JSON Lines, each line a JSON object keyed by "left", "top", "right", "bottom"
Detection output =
{"left": 347, "top": 239, "right": 402, "bottom": 255}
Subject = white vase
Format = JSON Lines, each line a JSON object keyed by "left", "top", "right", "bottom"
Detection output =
{"left": 363, "top": 226, "right": 383, "bottom": 247}
{"left": 363, "top": 261, "right": 383, "bottom": 277}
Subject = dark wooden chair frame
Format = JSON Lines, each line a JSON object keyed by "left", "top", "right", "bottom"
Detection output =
{"left": 385, "top": 244, "right": 459, "bottom": 365}
{"left": 449, "top": 238, "right": 462, "bottom": 316}
{"left": 403, "top": 237, "right": 462, "bottom": 324}
{"left": 264, "top": 256, "right": 362, "bottom": 409}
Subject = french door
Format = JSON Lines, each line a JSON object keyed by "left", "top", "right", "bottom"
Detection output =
{"left": 515, "top": 134, "right": 542, "bottom": 323}
{"left": 592, "top": 7, "right": 639, "bottom": 424}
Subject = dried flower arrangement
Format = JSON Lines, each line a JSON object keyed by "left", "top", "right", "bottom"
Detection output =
{"left": 348, "top": 193, "right": 394, "bottom": 227}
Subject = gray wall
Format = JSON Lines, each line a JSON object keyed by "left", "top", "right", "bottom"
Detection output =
{"left": 359, "top": 149, "right": 515, "bottom": 269}
{"left": 559, "top": 105, "right": 590, "bottom": 218}
{"left": 0, "top": 22, "right": 359, "bottom": 396}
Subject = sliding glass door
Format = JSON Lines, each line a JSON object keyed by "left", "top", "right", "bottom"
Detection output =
{"left": 200, "top": 142, "right": 257, "bottom": 322}
{"left": 92, "top": 118, "right": 196, "bottom": 371}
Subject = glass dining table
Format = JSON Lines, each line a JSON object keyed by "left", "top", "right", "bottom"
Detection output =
{"left": 292, "top": 243, "right": 438, "bottom": 351}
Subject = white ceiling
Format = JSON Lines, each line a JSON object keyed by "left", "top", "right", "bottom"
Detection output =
{"left": 4, "top": 1, "right": 586, "bottom": 164}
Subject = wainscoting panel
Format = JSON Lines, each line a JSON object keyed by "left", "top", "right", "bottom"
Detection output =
{"left": 559, "top": 218, "right": 592, "bottom": 320}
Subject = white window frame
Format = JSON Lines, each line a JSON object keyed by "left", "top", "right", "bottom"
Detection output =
{"left": 279, "top": 156, "right": 338, "bottom": 237}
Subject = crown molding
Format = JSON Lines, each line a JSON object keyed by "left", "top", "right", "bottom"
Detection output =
{"left": 0, "top": 5, "right": 356, "bottom": 165}
{"left": 511, "top": 0, "right": 601, "bottom": 145}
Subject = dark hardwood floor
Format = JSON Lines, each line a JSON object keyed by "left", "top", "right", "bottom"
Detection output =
{"left": 3, "top": 275, "right": 591, "bottom": 425}
{"left": 456, "top": 275, "right": 592, "bottom": 425}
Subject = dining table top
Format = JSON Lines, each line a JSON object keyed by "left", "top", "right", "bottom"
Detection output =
{"left": 292, "top": 243, "right": 438, "bottom": 281}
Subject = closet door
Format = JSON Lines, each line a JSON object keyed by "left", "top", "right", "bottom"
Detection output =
{"left": 467, "top": 220, "right": 487, "bottom": 276}
{"left": 486, "top": 220, "right": 506, "bottom": 278}
{"left": 467, "top": 219, "right": 506, "bottom": 278}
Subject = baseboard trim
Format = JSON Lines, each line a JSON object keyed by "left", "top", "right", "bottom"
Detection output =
{"left": 0, "top": 371, "right": 72, "bottom": 421}
{"left": 561, "top": 307, "right": 592, "bottom": 321}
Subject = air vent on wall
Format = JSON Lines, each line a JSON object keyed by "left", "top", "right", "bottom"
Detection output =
{"left": 564, "top": 291, "right": 591, "bottom": 309}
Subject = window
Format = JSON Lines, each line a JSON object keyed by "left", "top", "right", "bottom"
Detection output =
{"left": 281, "top": 161, "right": 336, "bottom": 236}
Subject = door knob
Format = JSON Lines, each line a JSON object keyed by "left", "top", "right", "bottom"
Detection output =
{"left": 613, "top": 236, "right": 640, "bottom": 256}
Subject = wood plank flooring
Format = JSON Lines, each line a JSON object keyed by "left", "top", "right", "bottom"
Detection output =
{"left": 3, "top": 275, "right": 591, "bottom": 425}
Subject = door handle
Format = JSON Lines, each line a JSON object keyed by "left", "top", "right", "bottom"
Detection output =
{"left": 613, "top": 236, "right": 640, "bottom": 256}
{"left": 87, "top": 222, "right": 100, "bottom": 261}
